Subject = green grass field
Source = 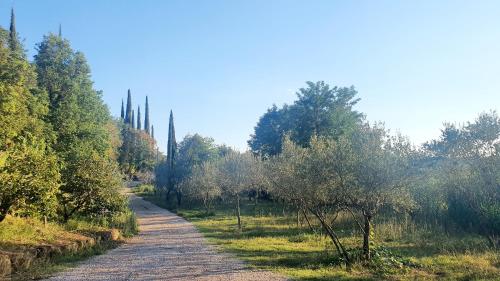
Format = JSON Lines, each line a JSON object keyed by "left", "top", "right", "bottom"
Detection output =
{"left": 136, "top": 187, "right": 499, "bottom": 281}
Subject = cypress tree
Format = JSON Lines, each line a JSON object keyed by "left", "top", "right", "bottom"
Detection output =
{"left": 9, "top": 8, "right": 19, "bottom": 52}
{"left": 125, "top": 89, "right": 132, "bottom": 125}
{"left": 120, "top": 99, "right": 125, "bottom": 120}
{"left": 58, "top": 24, "right": 62, "bottom": 38}
{"left": 151, "top": 125, "right": 154, "bottom": 139}
{"left": 167, "top": 111, "right": 176, "bottom": 167}
{"left": 137, "top": 106, "right": 142, "bottom": 130}
{"left": 144, "top": 96, "right": 150, "bottom": 134}
{"left": 131, "top": 110, "right": 135, "bottom": 129}
{"left": 166, "top": 110, "right": 177, "bottom": 201}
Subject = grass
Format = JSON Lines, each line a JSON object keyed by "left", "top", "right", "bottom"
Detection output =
{"left": 137, "top": 188, "right": 500, "bottom": 281}
{"left": 9, "top": 238, "right": 120, "bottom": 281}
{"left": 0, "top": 207, "right": 137, "bottom": 279}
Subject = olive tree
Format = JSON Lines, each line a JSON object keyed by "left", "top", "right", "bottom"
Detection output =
{"left": 347, "top": 123, "right": 415, "bottom": 260}
{"left": 217, "top": 151, "right": 261, "bottom": 229}
{"left": 425, "top": 111, "right": 500, "bottom": 246}
{"left": 267, "top": 136, "right": 353, "bottom": 264}
{"left": 184, "top": 161, "right": 221, "bottom": 212}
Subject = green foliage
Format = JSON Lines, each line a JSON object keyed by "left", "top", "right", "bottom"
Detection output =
{"left": 0, "top": 27, "right": 60, "bottom": 221}
{"left": 133, "top": 184, "right": 155, "bottom": 195}
{"left": 423, "top": 111, "right": 500, "bottom": 245}
{"left": 118, "top": 125, "right": 157, "bottom": 178}
{"left": 59, "top": 151, "right": 126, "bottom": 221}
{"left": 34, "top": 33, "right": 127, "bottom": 222}
{"left": 249, "top": 81, "right": 363, "bottom": 157}
{"left": 174, "top": 134, "right": 219, "bottom": 183}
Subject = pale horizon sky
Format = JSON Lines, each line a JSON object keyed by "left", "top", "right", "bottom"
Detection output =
{"left": 1, "top": 1, "right": 499, "bottom": 152}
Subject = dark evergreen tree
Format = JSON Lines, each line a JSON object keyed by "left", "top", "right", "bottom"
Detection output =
{"left": 120, "top": 99, "right": 125, "bottom": 120}
{"left": 144, "top": 96, "right": 150, "bottom": 134}
{"left": 9, "top": 8, "right": 20, "bottom": 53}
{"left": 151, "top": 125, "right": 154, "bottom": 139}
{"left": 58, "top": 24, "right": 62, "bottom": 38}
{"left": 131, "top": 109, "right": 135, "bottom": 129}
{"left": 125, "top": 89, "right": 132, "bottom": 125}
{"left": 137, "top": 106, "right": 142, "bottom": 130}
{"left": 166, "top": 111, "right": 178, "bottom": 202}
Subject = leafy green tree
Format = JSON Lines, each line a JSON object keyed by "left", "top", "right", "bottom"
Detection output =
{"left": 183, "top": 161, "right": 221, "bottom": 212}
{"left": 0, "top": 27, "right": 60, "bottom": 221}
{"left": 59, "top": 151, "right": 126, "bottom": 221}
{"left": 425, "top": 111, "right": 500, "bottom": 246}
{"left": 290, "top": 81, "right": 362, "bottom": 146}
{"left": 217, "top": 151, "right": 260, "bottom": 229}
{"left": 35, "top": 34, "right": 123, "bottom": 221}
{"left": 347, "top": 124, "right": 415, "bottom": 260}
{"left": 249, "top": 81, "right": 363, "bottom": 156}
{"left": 248, "top": 105, "right": 288, "bottom": 157}
{"left": 267, "top": 136, "right": 352, "bottom": 264}
{"left": 118, "top": 122, "right": 156, "bottom": 179}
{"left": 174, "top": 134, "right": 218, "bottom": 205}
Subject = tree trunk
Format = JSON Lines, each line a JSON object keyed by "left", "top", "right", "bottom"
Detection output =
{"left": 296, "top": 209, "right": 300, "bottom": 227}
{"left": 176, "top": 191, "right": 182, "bottom": 206}
{"left": 311, "top": 209, "right": 351, "bottom": 266}
{"left": 236, "top": 194, "right": 241, "bottom": 230}
{"left": 487, "top": 234, "right": 499, "bottom": 249}
{"left": 301, "top": 209, "right": 315, "bottom": 233}
{"left": 166, "top": 189, "right": 171, "bottom": 201}
{"left": 363, "top": 213, "right": 372, "bottom": 260}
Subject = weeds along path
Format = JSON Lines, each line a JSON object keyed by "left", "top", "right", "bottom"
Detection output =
{"left": 46, "top": 193, "right": 287, "bottom": 281}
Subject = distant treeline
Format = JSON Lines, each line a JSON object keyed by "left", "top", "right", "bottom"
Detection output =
{"left": 155, "top": 80, "right": 499, "bottom": 265}
{"left": 117, "top": 90, "right": 158, "bottom": 181}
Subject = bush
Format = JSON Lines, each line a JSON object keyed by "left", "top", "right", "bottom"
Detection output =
{"left": 133, "top": 184, "right": 155, "bottom": 195}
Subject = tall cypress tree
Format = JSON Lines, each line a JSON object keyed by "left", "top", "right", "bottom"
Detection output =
{"left": 9, "top": 8, "right": 20, "bottom": 53}
{"left": 166, "top": 110, "right": 177, "bottom": 201}
{"left": 137, "top": 106, "right": 142, "bottom": 130}
{"left": 125, "top": 89, "right": 132, "bottom": 125}
{"left": 144, "top": 96, "right": 150, "bottom": 134}
{"left": 120, "top": 99, "right": 125, "bottom": 120}
{"left": 167, "top": 111, "right": 176, "bottom": 167}
{"left": 131, "top": 109, "right": 135, "bottom": 129}
{"left": 58, "top": 24, "right": 62, "bottom": 38}
{"left": 151, "top": 125, "right": 154, "bottom": 139}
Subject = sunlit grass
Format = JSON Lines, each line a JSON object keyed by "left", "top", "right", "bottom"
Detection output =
{"left": 0, "top": 209, "right": 137, "bottom": 280}
{"left": 139, "top": 191, "right": 500, "bottom": 281}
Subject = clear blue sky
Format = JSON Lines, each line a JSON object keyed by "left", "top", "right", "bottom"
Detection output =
{"left": 2, "top": 1, "right": 499, "bottom": 152}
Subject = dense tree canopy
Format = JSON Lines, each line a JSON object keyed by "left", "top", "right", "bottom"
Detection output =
{"left": 1, "top": 11, "right": 135, "bottom": 225}
{"left": 249, "top": 81, "right": 363, "bottom": 157}
{"left": 0, "top": 27, "right": 59, "bottom": 221}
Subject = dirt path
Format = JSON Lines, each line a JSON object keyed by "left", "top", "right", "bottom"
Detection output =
{"left": 46, "top": 194, "right": 287, "bottom": 281}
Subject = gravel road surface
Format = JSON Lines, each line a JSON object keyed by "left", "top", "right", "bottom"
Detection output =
{"left": 46, "top": 193, "right": 287, "bottom": 281}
